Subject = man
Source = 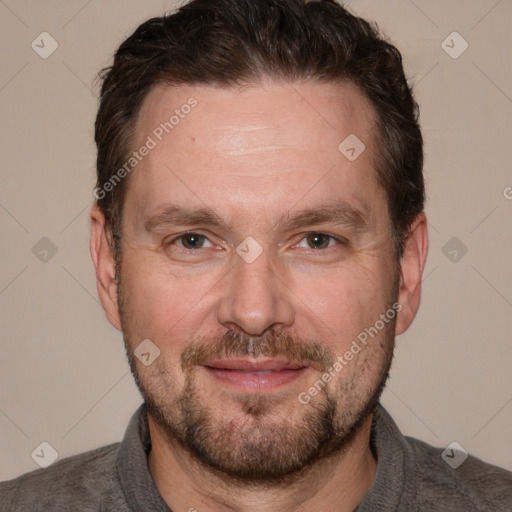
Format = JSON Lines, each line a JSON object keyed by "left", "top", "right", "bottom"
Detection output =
{"left": 2, "top": 0, "right": 511, "bottom": 510}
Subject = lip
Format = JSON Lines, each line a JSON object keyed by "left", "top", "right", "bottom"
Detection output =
{"left": 203, "top": 358, "right": 308, "bottom": 392}
{"left": 205, "top": 358, "right": 305, "bottom": 371}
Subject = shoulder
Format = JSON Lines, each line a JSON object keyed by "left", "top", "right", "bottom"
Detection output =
{"left": 0, "top": 442, "right": 121, "bottom": 511}
{"left": 404, "top": 435, "right": 512, "bottom": 510}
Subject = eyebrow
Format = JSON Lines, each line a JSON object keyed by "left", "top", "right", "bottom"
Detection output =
{"left": 144, "top": 205, "right": 229, "bottom": 232}
{"left": 278, "top": 201, "right": 370, "bottom": 233}
{"left": 143, "top": 200, "right": 370, "bottom": 234}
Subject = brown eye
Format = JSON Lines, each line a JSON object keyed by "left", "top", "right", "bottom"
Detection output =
{"left": 305, "top": 233, "right": 333, "bottom": 249}
{"left": 178, "top": 233, "right": 207, "bottom": 249}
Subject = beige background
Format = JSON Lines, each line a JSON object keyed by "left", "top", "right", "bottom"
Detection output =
{"left": 1, "top": 0, "right": 511, "bottom": 481}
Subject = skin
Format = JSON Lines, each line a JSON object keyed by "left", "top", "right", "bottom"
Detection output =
{"left": 90, "top": 79, "right": 428, "bottom": 512}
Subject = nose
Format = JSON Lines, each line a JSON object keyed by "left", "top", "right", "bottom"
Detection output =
{"left": 216, "top": 244, "right": 295, "bottom": 336}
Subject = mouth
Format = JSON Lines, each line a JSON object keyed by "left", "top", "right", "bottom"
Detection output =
{"left": 203, "top": 358, "right": 308, "bottom": 392}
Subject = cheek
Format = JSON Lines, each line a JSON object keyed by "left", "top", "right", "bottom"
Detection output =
{"left": 119, "top": 250, "right": 218, "bottom": 348}
{"left": 121, "top": 249, "right": 183, "bottom": 308}
{"left": 292, "top": 265, "right": 390, "bottom": 350}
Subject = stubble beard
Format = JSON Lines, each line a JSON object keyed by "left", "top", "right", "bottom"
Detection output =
{"left": 118, "top": 277, "right": 397, "bottom": 486}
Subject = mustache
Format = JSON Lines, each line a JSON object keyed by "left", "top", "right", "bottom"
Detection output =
{"left": 181, "top": 329, "right": 334, "bottom": 373}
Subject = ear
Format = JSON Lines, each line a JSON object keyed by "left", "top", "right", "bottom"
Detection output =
{"left": 395, "top": 212, "right": 429, "bottom": 335}
{"left": 90, "top": 205, "right": 122, "bottom": 330}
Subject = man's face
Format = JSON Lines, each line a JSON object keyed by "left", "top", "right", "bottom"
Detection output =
{"left": 113, "top": 80, "right": 400, "bottom": 482}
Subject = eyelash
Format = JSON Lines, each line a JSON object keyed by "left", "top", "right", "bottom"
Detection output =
{"left": 294, "top": 232, "right": 345, "bottom": 251}
{"left": 165, "top": 231, "right": 347, "bottom": 253}
{"left": 165, "top": 232, "right": 216, "bottom": 251}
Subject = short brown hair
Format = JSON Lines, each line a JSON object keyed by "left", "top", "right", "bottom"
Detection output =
{"left": 95, "top": 0, "right": 424, "bottom": 262}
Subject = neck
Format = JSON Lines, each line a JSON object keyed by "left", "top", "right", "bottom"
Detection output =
{"left": 148, "top": 413, "right": 377, "bottom": 512}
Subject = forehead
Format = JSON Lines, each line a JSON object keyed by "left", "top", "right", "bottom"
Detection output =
{"left": 127, "top": 80, "right": 383, "bottom": 224}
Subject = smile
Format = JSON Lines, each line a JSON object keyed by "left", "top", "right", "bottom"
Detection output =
{"left": 203, "top": 358, "right": 308, "bottom": 391}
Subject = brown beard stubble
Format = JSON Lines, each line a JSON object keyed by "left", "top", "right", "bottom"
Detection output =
{"left": 117, "top": 263, "right": 400, "bottom": 487}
